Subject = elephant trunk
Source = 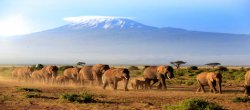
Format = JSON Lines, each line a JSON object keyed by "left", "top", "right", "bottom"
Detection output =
{"left": 124, "top": 78, "right": 129, "bottom": 91}
{"left": 217, "top": 79, "right": 222, "bottom": 94}
{"left": 245, "top": 86, "right": 250, "bottom": 96}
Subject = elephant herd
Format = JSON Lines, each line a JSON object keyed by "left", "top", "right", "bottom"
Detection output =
{"left": 11, "top": 64, "right": 250, "bottom": 96}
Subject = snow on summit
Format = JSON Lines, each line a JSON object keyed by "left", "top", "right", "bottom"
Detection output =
{"left": 63, "top": 16, "right": 152, "bottom": 29}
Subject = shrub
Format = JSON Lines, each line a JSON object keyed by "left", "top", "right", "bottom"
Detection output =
{"left": 17, "top": 87, "right": 42, "bottom": 92}
{"left": 25, "top": 93, "right": 41, "bottom": 98}
{"left": 164, "top": 98, "right": 223, "bottom": 110}
{"left": 60, "top": 92, "right": 94, "bottom": 103}
{"left": 185, "top": 79, "right": 196, "bottom": 86}
{"left": 130, "top": 70, "right": 143, "bottom": 77}
{"left": 0, "top": 95, "right": 10, "bottom": 102}
{"left": 188, "top": 66, "right": 198, "bottom": 70}
{"left": 59, "top": 65, "right": 74, "bottom": 71}
{"left": 232, "top": 97, "right": 250, "bottom": 103}
{"left": 216, "top": 66, "right": 228, "bottom": 71}
{"left": 128, "top": 66, "right": 139, "bottom": 71}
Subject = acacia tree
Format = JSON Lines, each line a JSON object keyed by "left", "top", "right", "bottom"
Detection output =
{"left": 205, "top": 63, "right": 221, "bottom": 69}
{"left": 76, "top": 62, "right": 86, "bottom": 66}
{"left": 170, "top": 61, "right": 186, "bottom": 69}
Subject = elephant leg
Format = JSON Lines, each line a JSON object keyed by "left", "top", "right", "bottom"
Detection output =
{"left": 158, "top": 83, "right": 162, "bottom": 89}
{"left": 150, "top": 79, "right": 158, "bottom": 89}
{"left": 197, "top": 81, "right": 205, "bottom": 93}
{"left": 212, "top": 81, "right": 218, "bottom": 92}
{"left": 196, "top": 87, "right": 201, "bottom": 92}
{"left": 245, "top": 86, "right": 250, "bottom": 96}
{"left": 114, "top": 80, "right": 118, "bottom": 90}
{"left": 102, "top": 81, "right": 108, "bottom": 90}
{"left": 145, "top": 79, "right": 151, "bottom": 89}
{"left": 135, "top": 83, "right": 138, "bottom": 90}
{"left": 124, "top": 79, "right": 129, "bottom": 91}
{"left": 80, "top": 79, "right": 84, "bottom": 86}
{"left": 159, "top": 75, "right": 167, "bottom": 90}
{"left": 208, "top": 81, "right": 216, "bottom": 93}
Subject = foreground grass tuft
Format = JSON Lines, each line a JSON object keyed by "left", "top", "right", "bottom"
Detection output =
{"left": 164, "top": 98, "right": 224, "bottom": 110}
{"left": 25, "top": 93, "right": 41, "bottom": 98}
{"left": 232, "top": 97, "right": 250, "bottom": 103}
{"left": 60, "top": 92, "right": 94, "bottom": 103}
{"left": 17, "top": 87, "right": 42, "bottom": 92}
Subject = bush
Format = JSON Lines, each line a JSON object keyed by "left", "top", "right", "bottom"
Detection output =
{"left": 216, "top": 66, "right": 228, "bottom": 71}
{"left": 25, "top": 93, "right": 41, "bottom": 98}
{"left": 165, "top": 98, "right": 224, "bottom": 110}
{"left": 17, "top": 87, "right": 42, "bottom": 92}
{"left": 232, "top": 97, "right": 250, "bottom": 103}
{"left": 130, "top": 70, "right": 143, "bottom": 77}
{"left": 59, "top": 65, "right": 74, "bottom": 71}
{"left": 188, "top": 66, "right": 198, "bottom": 70}
{"left": 128, "top": 66, "right": 139, "bottom": 71}
{"left": 60, "top": 92, "right": 94, "bottom": 103}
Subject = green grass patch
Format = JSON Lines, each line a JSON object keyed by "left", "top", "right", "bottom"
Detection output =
{"left": 17, "top": 87, "right": 42, "bottom": 92}
{"left": 60, "top": 92, "right": 94, "bottom": 103}
{"left": 164, "top": 98, "right": 224, "bottom": 110}
{"left": 0, "top": 95, "right": 11, "bottom": 102}
{"left": 232, "top": 97, "right": 250, "bottom": 103}
{"left": 25, "top": 93, "right": 41, "bottom": 98}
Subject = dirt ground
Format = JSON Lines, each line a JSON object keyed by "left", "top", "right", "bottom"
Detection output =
{"left": 0, "top": 77, "right": 249, "bottom": 110}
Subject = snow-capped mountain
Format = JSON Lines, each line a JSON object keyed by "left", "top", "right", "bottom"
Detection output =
{"left": 1, "top": 16, "right": 250, "bottom": 65}
{"left": 63, "top": 16, "right": 155, "bottom": 30}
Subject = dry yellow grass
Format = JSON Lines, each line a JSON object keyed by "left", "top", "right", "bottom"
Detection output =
{"left": 0, "top": 76, "right": 249, "bottom": 110}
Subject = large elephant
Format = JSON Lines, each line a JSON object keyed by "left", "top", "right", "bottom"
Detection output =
{"left": 143, "top": 65, "right": 174, "bottom": 89}
{"left": 79, "top": 64, "right": 110, "bottom": 86}
{"left": 31, "top": 65, "right": 58, "bottom": 83}
{"left": 196, "top": 72, "right": 222, "bottom": 94}
{"left": 12, "top": 67, "right": 33, "bottom": 82}
{"left": 102, "top": 68, "right": 130, "bottom": 91}
{"left": 63, "top": 67, "right": 80, "bottom": 84}
{"left": 245, "top": 71, "right": 250, "bottom": 96}
{"left": 42, "top": 65, "right": 58, "bottom": 83}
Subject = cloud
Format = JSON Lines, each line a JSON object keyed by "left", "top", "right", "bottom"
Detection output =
{"left": 63, "top": 16, "right": 134, "bottom": 23}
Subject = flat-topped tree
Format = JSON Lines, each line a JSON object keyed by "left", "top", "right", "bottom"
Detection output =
{"left": 205, "top": 63, "right": 221, "bottom": 69}
{"left": 76, "top": 62, "right": 86, "bottom": 66}
{"left": 170, "top": 61, "right": 186, "bottom": 69}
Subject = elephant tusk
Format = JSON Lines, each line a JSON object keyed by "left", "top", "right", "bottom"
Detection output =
{"left": 167, "top": 75, "right": 170, "bottom": 79}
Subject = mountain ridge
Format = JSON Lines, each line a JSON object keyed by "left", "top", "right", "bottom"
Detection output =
{"left": 1, "top": 17, "right": 250, "bottom": 65}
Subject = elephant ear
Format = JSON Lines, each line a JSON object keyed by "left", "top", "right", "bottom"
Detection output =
{"left": 157, "top": 66, "right": 167, "bottom": 74}
{"left": 207, "top": 72, "right": 216, "bottom": 82}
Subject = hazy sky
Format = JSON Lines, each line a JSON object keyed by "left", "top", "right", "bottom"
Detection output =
{"left": 0, "top": 0, "right": 250, "bottom": 36}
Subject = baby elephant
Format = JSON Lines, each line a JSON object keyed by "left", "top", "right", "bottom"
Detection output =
{"left": 102, "top": 68, "right": 130, "bottom": 91}
{"left": 196, "top": 72, "right": 222, "bottom": 94}
{"left": 56, "top": 76, "right": 69, "bottom": 85}
{"left": 131, "top": 79, "right": 146, "bottom": 90}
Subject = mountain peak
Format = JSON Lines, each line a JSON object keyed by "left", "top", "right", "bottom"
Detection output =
{"left": 63, "top": 16, "right": 155, "bottom": 30}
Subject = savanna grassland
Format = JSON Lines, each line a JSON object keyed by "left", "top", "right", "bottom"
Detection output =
{"left": 0, "top": 65, "right": 249, "bottom": 110}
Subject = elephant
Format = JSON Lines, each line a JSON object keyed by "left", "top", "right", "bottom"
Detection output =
{"left": 196, "top": 72, "right": 222, "bottom": 94}
{"left": 102, "top": 68, "right": 130, "bottom": 91}
{"left": 42, "top": 65, "right": 58, "bottom": 83}
{"left": 31, "top": 68, "right": 46, "bottom": 83}
{"left": 31, "top": 65, "right": 58, "bottom": 84}
{"left": 245, "top": 71, "right": 250, "bottom": 96}
{"left": 63, "top": 67, "right": 80, "bottom": 84}
{"left": 131, "top": 79, "right": 146, "bottom": 90}
{"left": 143, "top": 65, "right": 174, "bottom": 90}
{"left": 12, "top": 67, "right": 33, "bottom": 82}
{"left": 56, "top": 76, "right": 69, "bottom": 85}
{"left": 79, "top": 64, "right": 110, "bottom": 86}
